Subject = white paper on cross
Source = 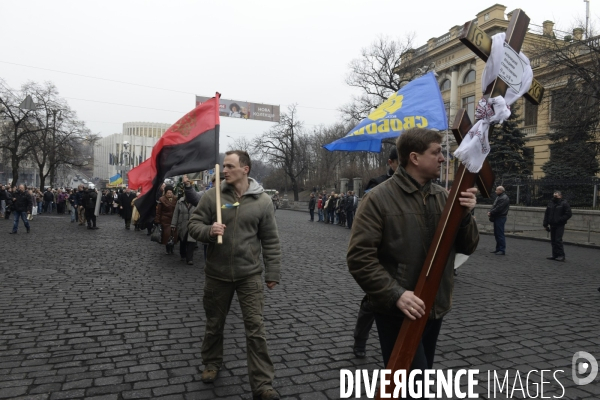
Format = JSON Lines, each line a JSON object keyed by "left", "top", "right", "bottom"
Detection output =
{"left": 454, "top": 32, "right": 534, "bottom": 173}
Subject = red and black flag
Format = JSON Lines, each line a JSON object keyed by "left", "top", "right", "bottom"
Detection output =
{"left": 133, "top": 93, "right": 220, "bottom": 224}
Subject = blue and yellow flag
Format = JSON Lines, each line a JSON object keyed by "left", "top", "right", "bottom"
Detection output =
{"left": 109, "top": 173, "right": 123, "bottom": 186}
{"left": 324, "top": 72, "right": 447, "bottom": 152}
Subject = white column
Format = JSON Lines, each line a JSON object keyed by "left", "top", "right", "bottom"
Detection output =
{"left": 450, "top": 66, "right": 459, "bottom": 123}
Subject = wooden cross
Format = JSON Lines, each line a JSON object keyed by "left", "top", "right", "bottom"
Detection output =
{"left": 380, "top": 9, "right": 545, "bottom": 397}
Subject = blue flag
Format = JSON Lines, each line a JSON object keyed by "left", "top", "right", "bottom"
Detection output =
{"left": 324, "top": 72, "right": 447, "bottom": 152}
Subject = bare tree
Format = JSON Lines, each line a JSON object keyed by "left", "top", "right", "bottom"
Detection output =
{"left": 226, "top": 136, "right": 253, "bottom": 155}
{"left": 341, "top": 35, "right": 435, "bottom": 122}
{"left": 0, "top": 79, "right": 42, "bottom": 185}
{"left": 253, "top": 105, "right": 305, "bottom": 200}
{"left": 23, "top": 82, "right": 92, "bottom": 189}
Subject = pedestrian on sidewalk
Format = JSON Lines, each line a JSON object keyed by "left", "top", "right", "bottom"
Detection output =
{"left": 543, "top": 190, "right": 572, "bottom": 262}
{"left": 188, "top": 150, "right": 282, "bottom": 400}
{"left": 488, "top": 186, "right": 509, "bottom": 255}
{"left": 9, "top": 184, "right": 32, "bottom": 234}
{"left": 308, "top": 192, "right": 316, "bottom": 221}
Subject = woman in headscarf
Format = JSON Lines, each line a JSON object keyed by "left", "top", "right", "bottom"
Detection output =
{"left": 154, "top": 185, "right": 178, "bottom": 254}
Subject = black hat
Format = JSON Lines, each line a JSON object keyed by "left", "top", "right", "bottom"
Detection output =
{"left": 389, "top": 147, "right": 398, "bottom": 161}
{"left": 164, "top": 185, "right": 174, "bottom": 193}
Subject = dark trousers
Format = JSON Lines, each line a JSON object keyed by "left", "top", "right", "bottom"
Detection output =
{"left": 493, "top": 216, "right": 507, "bottom": 252}
{"left": 375, "top": 314, "right": 443, "bottom": 399}
{"left": 85, "top": 208, "right": 96, "bottom": 227}
{"left": 328, "top": 209, "right": 335, "bottom": 223}
{"left": 309, "top": 208, "right": 314, "bottom": 221}
{"left": 124, "top": 219, "right": 131, "bottom": 229}
{"left": 347, "top": 210, "right": 354, "bottom": 229}
{"left": 550, "top": 225, "right": 566, "bottom": 257}
{"left": 353, "top": 296, "right": 375, "bottom": 350}
{"left": 179, "top": 239, "right": 196, "bottom": 262}
{"left": 202, "top": 275, "right": 274, "bottom": 396}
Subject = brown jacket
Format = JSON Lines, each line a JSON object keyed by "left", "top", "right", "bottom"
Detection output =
{"left": 347, "top": 166, "right": 479, "bottom": 319}
{"left": 155, "top": 196, "right": 178, "bottom": 245}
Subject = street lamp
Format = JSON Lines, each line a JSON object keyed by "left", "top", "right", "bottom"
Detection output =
{"left": 122, "top": 141, "right": 130, "bottom": 186}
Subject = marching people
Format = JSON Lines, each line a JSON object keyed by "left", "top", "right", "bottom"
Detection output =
{"left": 488, "top": 186, "right": 510, "bottom": 255}
{"left": 347, "top": 129, "right": 479, "bottom": 385}
{"left": 271, "top": 191, "right": 279, "bottom": 213}
{"left": 119, "top": 187, "right": 137, "bottom": 230}
{"left": 350, "top": 151, "right": 397, "bottom": 359}
{"left": 67, "top": 189, "right": 76, "bottom": 222}
{"left": 8, "top": 184, "right": 33, "bottom": 234}
{"left": 171, "top": 188, "right": 196, "bottom": 265}
{"left": 43, "top": 187, "right": 54, "bottom": 213}
{"left": 0, "top": 184, "right": 6, "bottom": 218}
{"left": 154, "top": 185, "right": 177, "bottom": 254}
{"left": 76, "top": 185, "right": 87, "bottom": 226}
{"left": 543, "top": 190, "right": 572, "bottom": 262}
{"left": 82, "top": 186, "right": 99, "bottom": 230}
{"left": 4, "top": 187, "right": 13, "bottom": 220}
{"left": 317, "top": 194, "right": 324, "bottom": 222}
{"left": 188, "top": 150, "right": 282, "bottom": 400}
{"left": 345, "top": 190, "right": 357, "bottom": 230}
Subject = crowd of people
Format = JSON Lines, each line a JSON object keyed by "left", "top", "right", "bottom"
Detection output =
{"left": 307, "top": 190, "right": 358, "bottom": 228}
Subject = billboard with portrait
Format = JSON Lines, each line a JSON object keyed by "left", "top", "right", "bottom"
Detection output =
{"left": 195, "top": 96, "right": 280, "bottom": 122}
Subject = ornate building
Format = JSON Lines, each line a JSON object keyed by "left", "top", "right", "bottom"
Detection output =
{"left": 400, "top": 4, "right": 588, "bottom": 179}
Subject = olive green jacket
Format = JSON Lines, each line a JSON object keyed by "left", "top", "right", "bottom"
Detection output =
{"left": 347, "top": 166, "right": 479, "bottom": 319}
{"left": 188, "top": 178, "right": 281, "bottom": 283}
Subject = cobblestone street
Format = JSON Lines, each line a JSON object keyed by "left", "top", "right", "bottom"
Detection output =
{"left": 0, "top": 210, "right": 598, "bottom": 399}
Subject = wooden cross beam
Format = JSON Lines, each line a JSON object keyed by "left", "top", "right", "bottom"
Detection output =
{"left": 379, "top": 9, "right": 545, "bottom": 398}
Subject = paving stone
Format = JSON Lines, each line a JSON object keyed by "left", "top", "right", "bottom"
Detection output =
{"left": 0, "top": 211, "right": 597, "bottom": 399}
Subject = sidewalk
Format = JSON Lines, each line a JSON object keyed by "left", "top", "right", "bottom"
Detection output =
{"left": 476, "top": 221, "right": 600, "bottom": 249}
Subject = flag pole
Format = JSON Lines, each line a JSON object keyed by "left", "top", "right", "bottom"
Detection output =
{"left": 215, "top": 164, "right": 223, "bottom": 244}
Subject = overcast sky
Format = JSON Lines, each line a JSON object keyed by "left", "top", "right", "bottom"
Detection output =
{"left": 0, "top": 0, "right": 593, "bottom": 152}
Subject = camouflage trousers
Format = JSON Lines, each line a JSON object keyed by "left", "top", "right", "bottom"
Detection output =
{"left": 202, "top": 274, "right": 275, "bottom": 396}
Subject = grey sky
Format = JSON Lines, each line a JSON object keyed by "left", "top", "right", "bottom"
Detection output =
{"left": 0, "top": 0, "right": 592, "bottom": 152}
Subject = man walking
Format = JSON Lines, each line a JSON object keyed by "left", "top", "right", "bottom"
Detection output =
{"left": 188, "top": 150, "right": 281, "bottom": 400}
{"left": 488, "top": 186, "right": 510, "bottom": 255}
{"left": 347, "top": 128, "right": 479, "bottom": 381}
{"left": 543, "top": 190, "right": 572, "bottom": 262}
{"left": 119, "top": 187, "right": 137, "bottom": 230}
{"left": 82, "top": 186, "right": 99, "bottom": 230}
{"left": 9, "top": 184, "right": 32, "bottom": 234}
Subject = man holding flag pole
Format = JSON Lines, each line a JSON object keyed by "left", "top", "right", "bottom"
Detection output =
{"left": 188, "top": 150, "right": 282, "bottom": 400}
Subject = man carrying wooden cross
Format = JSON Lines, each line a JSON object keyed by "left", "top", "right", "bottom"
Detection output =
{"left": 348, "top": 9, "right": 541, "bottom": 398}
{"left": 347, "top": 128, "right": 479, "bottom": 379}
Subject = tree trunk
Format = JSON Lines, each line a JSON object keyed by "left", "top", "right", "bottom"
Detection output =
{"left": 291, "top": 177, "right": 299, "bottom": 201}
{"left": 11, "top": 157, "right": 19, "bottom": 187}
{"left": 39, "top": 167, "right": 46, "bottom": 191}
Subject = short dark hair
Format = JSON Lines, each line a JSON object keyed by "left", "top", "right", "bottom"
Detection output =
{"left": 388, "top": 147, "right": 398, "bottom": 161}
{"left": 397, "top": 128, "right": 443, "bottom": 168}
{"left": 225, "top": 150, "right": 252, "bottom": 174}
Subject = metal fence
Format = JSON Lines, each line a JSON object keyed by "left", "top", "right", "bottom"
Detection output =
{"left": 438, "top": 177, "right": 600, "bottom": 209}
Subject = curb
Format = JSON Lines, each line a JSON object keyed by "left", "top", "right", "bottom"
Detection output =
{"left": 278, "top": 209, "right": 600, "bottom": 250}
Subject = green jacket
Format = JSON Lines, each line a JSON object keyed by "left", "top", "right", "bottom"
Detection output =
{"left": 188, "top": 178, "right": 281, "bottom": 283}
{"left": 347, "top": 166, "right": 479, "bottom": 319}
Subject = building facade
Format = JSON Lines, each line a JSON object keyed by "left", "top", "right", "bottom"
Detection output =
{"left": 401, "top": 4, "right": 589, "bottom": 179}
{"left": 93, "top": 122, "right": 170, "bottom": 184}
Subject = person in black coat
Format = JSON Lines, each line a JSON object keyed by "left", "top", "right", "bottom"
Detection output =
{"left": 543, "top": 191, "right": 572, "bottom": 261}
{"left": 488, "top": 186, "right": 510, "bottom": 255}
{"left": 119, "top": 188, "right": 137, "bottom": 230}
{"left": 364, "top": 147, "right": 399, "bottom": 192}
{"left": 82, "top": 188, "right": 98, "bottom": 230}
{"left": 308, "top": 193, "right": 316, "bottom": 222}
{"left": 9, "top": 184, "right": 32, "bottom": 234}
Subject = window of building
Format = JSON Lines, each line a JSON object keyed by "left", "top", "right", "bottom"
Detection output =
{"left": 524, "top": 101, "right": 538, "bottom": 126}
{"left": 463, "top": 70, "right": 476, "bottom": 84}
{"left": 523, "top": 147, "right": 534, "bottom": 174}
{"left": 440, "top": 79, "right": 451, "bottom": 91}
{"left": 462, "top": 95, "right": 475, "bottom": 122}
